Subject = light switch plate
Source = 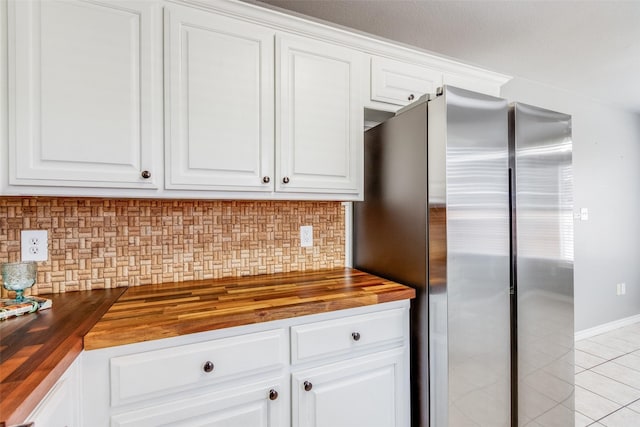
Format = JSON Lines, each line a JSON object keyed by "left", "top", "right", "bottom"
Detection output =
{"left": 300, "top": 226, "right": 313, "bottom": 247}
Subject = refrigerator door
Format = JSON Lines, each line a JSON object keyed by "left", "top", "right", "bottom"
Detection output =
{"left": 511, "top": 103, "right": 574, "bottom": 425}
{"left": 429, "top": 86, "right": 511, "bottom": 426}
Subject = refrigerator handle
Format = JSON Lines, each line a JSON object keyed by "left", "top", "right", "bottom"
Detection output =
{"left": 509, "top": 167, "right": 517, "bottom": 296}
{"left": 509, "top": 166, "right": 518, "bottom": 427}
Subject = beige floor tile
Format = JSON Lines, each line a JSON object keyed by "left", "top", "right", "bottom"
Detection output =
{"left": 613, "top": 354, "right": 640, "bottom": 372}
{"left": 574, "top": 411, "right": 596, "bottom": 427}
{"left": 575, "top": 371, "right": 640, "bottom": 406}
{"left": 576, "top": 349, "right": 607, "bottom": 369}
{"left": 574, "top": 385, "right": 621, "bottom": 420}
{"left": 593, "top": 361, "right": 640, "bottom": 390}
{"left": 618, "top": 323, "right": 640, "bottom": 336}
{"left": 607, "top": 329, "right": 640, "bottom": 346}
{"left": 599, "top": 407, "right": 640, "bottom": 427}
{"left": 625, "top": 399, "right": 640, "bottom": 413}
{"left": 576, "top": 340, "right": 627, "bottom": 360}
{"left": 589, "top": 334, "right": 640, "bottom": 354}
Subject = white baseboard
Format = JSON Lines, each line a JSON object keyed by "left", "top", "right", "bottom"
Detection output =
{"left": 575, "top": 313, "right": 640, "bottom": 341}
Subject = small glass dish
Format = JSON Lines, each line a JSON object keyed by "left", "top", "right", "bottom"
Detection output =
{"left": 1, "top": 261, "right": 37, "bottom": 303}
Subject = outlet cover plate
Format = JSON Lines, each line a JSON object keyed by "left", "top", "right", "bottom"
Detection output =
{"left": 300, "top": 226, "right": 313, "bottom": 247}
{"left": 21, "top": 230, "right": 48, "bottom": 261}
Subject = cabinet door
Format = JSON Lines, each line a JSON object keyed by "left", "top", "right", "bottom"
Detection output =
{"left": 370, "top": 56, "right": 442, "bottom": 106}
{"left": 8, "top": 0, "right": 160, "bottom": 188}
{"left": 165, "top": 4, "right": 275, "bottom": 191}
{"left": 110, "top": 380, "right": 286, "bottom": 427}
{"left": 292, "top": 349, "right": 408, "bottom": 427}
{"left": 26, "top": 354, "right": 81, "bottom": 426}
{"left": 277, "top": 35, "right": 363, "bottom": 198}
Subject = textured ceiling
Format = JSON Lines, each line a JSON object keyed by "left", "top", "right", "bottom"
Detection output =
{"left": 253, "top": 0, "right": 640, "bottom": 113}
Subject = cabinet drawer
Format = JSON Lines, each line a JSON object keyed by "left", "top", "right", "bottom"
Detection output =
{"left": 291, "top": 308, "right": 406, "bottom": 363}
{"left": 110, "top": 329, "right": 286, "bottom": 406}
{"left": 371, "top": 57, "right": 441, "bottom": 106}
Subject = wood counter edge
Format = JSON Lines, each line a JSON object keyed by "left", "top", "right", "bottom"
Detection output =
{"left": 0, "top": 288, "right": 126, "bottom": 427}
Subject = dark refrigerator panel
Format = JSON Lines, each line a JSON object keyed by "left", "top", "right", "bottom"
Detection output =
{"left": 354, "top": 99, "right": 429, "bottom": 427}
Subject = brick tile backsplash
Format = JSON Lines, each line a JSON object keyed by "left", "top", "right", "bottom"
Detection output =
{"left": 0, "top": 198, "right": 345, "bottom": 296}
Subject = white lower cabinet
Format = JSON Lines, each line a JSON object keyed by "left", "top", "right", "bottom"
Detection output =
{"left": 25, "top": 354, "right": 81, "bottom": 427}
{"left": 292, "top": 349, "right": 406, "bottom": 427}
{"left": 81, "top": 301, "right": 410, "bottom": 427}
{"left": 110, "top": 379, "right": 285, "bottom": 427}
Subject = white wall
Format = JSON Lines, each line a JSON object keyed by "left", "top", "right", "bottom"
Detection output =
{"left": 502, "top": 78, "right": 640, "bottom": 332}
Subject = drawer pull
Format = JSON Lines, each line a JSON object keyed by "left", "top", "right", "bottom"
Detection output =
{"left": 303, "top": 381, "right": 313, "bottom": 392}
{"left": 269, "top": 389, "right": 279, "bottom": 400}
{"left": 141, "top": 170, "right": 151, "bottom": 179}
{"left": 408, "top": 94, "right": 415, "bottom": 101}
{"left": 352, "top": 331, "right": 361, "bottom": 341}
{"left": 282, "top": 176, "right": 290, "bottom": 184}
{"left": 203, "top": 361, "right": 214, "bottom": 373}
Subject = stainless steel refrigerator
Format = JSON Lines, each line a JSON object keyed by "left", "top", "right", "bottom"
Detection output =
{"left": 353, "top": 86, "right": 574, "bottom": 427}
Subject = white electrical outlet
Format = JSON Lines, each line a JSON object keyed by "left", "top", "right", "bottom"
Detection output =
{"left": 300, "top": 225, "right": 313, "bottom": 247}
{"left": 21, "top": 230, "right": 48, "bottom": 261}
{"left": 621, "top": 282, "right": 627, "bottom": 295}
{"left": 580, "top": 207, "right": 589, "bottom": 221}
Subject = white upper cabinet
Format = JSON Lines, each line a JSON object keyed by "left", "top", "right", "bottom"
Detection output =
{"left": 370, "top": 57, "right": 442, "bottom": 107}
{"left": 2, "top": 0, "right": 509, "bottom": 199}
{"left": 164, "top": 4, "right": 275, "bottom": 192}
{"left": 8, "top": 0, "right": 161, "bottom": 188}
{"left": 276, "top": 35, "right": 363, "bottom": 197}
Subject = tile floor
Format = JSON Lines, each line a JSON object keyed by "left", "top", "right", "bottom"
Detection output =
{"left": 575, "top": 322, "right": 640, "bottom": 426}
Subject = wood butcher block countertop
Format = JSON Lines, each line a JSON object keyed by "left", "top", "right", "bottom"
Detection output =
{"left": 84, "top": 268, "right": 415, "bottom": 350}
{"left": 0, "top": 288, "right": 126, "bottom": 427}
{"left": 0, "top": 268, "right": 414, "bottom": 426}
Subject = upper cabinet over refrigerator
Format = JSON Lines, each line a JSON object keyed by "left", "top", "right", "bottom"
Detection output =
{"left": 276, "top": 34, "right": 364, "bottom": 198}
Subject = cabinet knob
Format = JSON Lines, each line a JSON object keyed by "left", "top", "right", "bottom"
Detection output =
{"left": 141, "top": 170, "right": 151, "bottom": 179}
{"left": 303, "top": 381, "right": 313, "bottom": 392}
{"left": 262, "top": 176, "right": 271, "bottom": 184}
{"left": 203, "top": 361, "right": 214, "bottom": 373}
{"left": 282, "top": 176, "right": 290, "bottom": 184}
{"left": 352, "top": 332, "right": 361, "bottom": 341}
{"left": 408, "top": 94, "right": 415, "bottom": 101}
{"left": 269, "top": 389, "right": 279, "bottom": 400}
